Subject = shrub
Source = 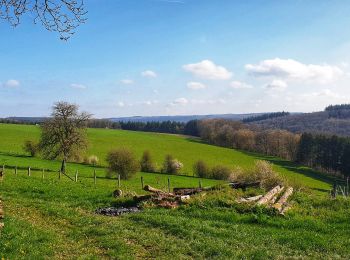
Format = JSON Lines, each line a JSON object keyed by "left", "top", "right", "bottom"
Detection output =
{"left": 193, "top": 160, "right": 211, "bottom": 178}
{"left": 211, "top": 165, "right": 232, "bottom": 180}
{"left": 140, "top": 150, "right": 156, "bottom": 172}
{"left": 106, "top": 148, "right": 139, "bottom": 180}
{"left": 84, "top": 155, "right": 99, "bottom": 165}
{"left": 161, "top": 154, "right": 183, "bottom": 174}
{"left": 23, "top": 140, "right": 39, "bottom": 157}
{"left": 234, "top": 160, "right": 283, "bottom": 189}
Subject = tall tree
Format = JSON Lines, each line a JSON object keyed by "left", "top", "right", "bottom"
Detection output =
{"left": 0, "top": 0, "right": 87, "bottom": 40}
{"left": 40, "top": 101, "right": 91, "bottom": 173}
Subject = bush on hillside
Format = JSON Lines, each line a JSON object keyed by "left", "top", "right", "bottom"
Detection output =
{"left": 193, "top": 160, "right": 211, "bottom": 178}
{"left": 234, "top": 160, "right": 283, "bottom": 189}
{"left": 211, "top": 165, "right": 232, "bottom": 180}
{"left": 106, "top": 148, "right": 139, "bottom": 180}
{"left": 161, "top": 154, "right": 183, "bottom": 174}
{"left": 23, "top": 140, "right": 39, "bottom": 157}
{"left": 140, "top": 150, "right": 156, "bottom": 172}
{"left": 84, "top": 155, "right": 99, "bottom": 165}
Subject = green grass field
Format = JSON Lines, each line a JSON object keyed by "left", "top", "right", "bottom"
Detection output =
{"left": 1, "top": 123, "right": 349, "bottom": 259}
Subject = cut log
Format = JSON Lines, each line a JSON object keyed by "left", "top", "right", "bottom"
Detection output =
{"left": 256, "top": 185, "right": 284, "bottom": 205}
{"left": 144, "top": 185, "right": 172, "bottom": 195}
{"left": 179, "top": 195, "right": 191, "bottom": 202}
{"left": 237, "top": 194, "right": 263, "bottom": 203}
{"left": 273, "top": 187, "right": 293, "bottom": 212}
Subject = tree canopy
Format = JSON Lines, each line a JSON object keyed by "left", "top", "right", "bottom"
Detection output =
{"left": 0, "top": 0, "right": 87, "bottom": 40}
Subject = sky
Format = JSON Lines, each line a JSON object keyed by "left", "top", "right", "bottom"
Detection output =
{"left": 1, "top": 0, "right": 350, "bottom": 118}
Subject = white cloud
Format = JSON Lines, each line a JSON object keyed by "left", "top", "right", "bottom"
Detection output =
{"left": 3, "top": 79, "right": 20, "bottom": 88}
{"left": 141, "top": 70, "right": 157, "bottom": 78}
{"left": 70, "top": 83, "right": 86, "bottom": 89}
{"left": 230, "top": 80, "right": 253, "bottom": 89}
{"left": 120, "top": 79, "right": 134, "bottom": 85}
{"left": 191, "top": 98, "right": 226, "bottom": 105}
{"left": 117, "top": 102, "right": 125, "bottom": 107}
{"left": 302, "top": 89, "right": 341, "bottom": 99}
{"left": 187, "top": 81, "right": 206, "bottom": 90}
{"left": 246, "top": 58, "right": 343, "bottom": 84}
{"left": 170, "top": 97, "right": 188, "bottom": 106}
{"left": 264, "top": 79, "right": 287, "bottom": 91}
{"left": 183, "top": 60, "right": 232, "bottom": 80}
{"left": 142, "top": 100, "right": 158, "bottom": 106}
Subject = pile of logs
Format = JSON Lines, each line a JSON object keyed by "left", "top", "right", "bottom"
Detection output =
{"left": 134, "top": 185, "right": 194, "bottom": 209}
{"left": 237, "top": 185, "right": 294, "bottom": 215}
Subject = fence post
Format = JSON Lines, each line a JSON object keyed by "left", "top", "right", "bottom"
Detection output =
{"left": 94, "top": 169, "right": 97, "bottom": 185}
{"left": 75, "top": 170, "right": 78, "bottom": 182}
{"left": 28, "top": 167, "right": 31, "bottom": 177}
{"left": 118, "top": 174, "right": 121, "bottom": 188}
{"left": 42, "top": 169, "right": 45, "bottom": 180}
{"left": 167, "top": 177, "right": 171, "bottom": 193}
{"left": 141, "top": 176, "right": 144, "bottom": 189}
{"left": 15, "top": 166, "right": 17, "bottom": 175}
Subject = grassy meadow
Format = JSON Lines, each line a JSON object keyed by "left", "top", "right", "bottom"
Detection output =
{"left": 0, "top": 123, "right": 349, "bottom": 259}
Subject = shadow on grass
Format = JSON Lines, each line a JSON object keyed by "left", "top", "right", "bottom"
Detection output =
{"left": 240, "top": 150, "right": 337, "bottom": 187}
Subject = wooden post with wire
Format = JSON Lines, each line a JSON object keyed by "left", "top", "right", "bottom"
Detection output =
{"left": 28, "top": 167, "right": 31, "bottom": 177}
{"left": 167, "top": 177, "right": 171, "bottom": 193}
{"left": 75, "top": 170, "right": 78, "bottom": 182}
{"left": 94, "top": 169, "right": 97, "bottom": 185}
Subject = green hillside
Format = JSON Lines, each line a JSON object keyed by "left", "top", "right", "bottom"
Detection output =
{"left": 0, "top": 124, "right": 332, "bottom": 192}
{"left": 1, "top": 123, "right": 349, "bottom": 259}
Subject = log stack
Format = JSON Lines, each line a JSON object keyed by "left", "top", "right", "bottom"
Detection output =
{"left": 238, "top": 185, "right": 294, "bottom": 215}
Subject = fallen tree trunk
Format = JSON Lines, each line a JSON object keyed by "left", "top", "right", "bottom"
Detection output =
{"left": 144, "top": 185, "right": 174, "bottom": 196}
{"left": 237, "top": 194, "right": 263, "bottom": 203}
{"left": 256, "top": 185, "right": 284, "bottom": 205}
{"left": 273, "top": 187, "right": 293, "bottom": 212}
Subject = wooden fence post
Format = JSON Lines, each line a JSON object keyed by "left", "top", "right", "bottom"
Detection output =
{"left": 42, "top": 169, "right": 45, "bottom": 180}
{"left": 141, "top": 176, "right": 144, "bottom": 189}
{"left": 118, "top": 174, "right": 121, "bottom": 188}
{"left": 167, "top": 177, "right": 170, "bottom": 193}
{"left": 75, "top": 170, "right": 78, "bottom": 182}
{"left": 28, "top": 167, "right": 31, "bottom": 177}
{"left": 94, "top": 169, "right": 97, "bottom": 185}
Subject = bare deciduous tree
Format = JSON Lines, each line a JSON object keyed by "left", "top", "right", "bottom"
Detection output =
{"left": 0, "top": 0, "right": 87, "bottom": 40}
{"left": 40, "top": 101, "right": 91, "bottom": 173}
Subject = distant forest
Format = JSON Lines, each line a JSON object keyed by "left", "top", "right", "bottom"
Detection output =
{"left": 242, "top": 111, "right": 290, "bottom": 123}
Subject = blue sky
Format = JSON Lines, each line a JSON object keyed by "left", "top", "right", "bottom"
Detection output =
{"left": 1, "top": 0, "right": 350, "bottom": 117}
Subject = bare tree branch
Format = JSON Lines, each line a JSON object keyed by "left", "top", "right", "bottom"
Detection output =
{"left": 0, "top": 0, "right": 87, "bottom": 40}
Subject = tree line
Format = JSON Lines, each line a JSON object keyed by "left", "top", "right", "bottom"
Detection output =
{"left": 196, "top": 119, "right": 350, "bottom": 178}
{"left": 242, "top": 111, "right": 290, "bottom": 123}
